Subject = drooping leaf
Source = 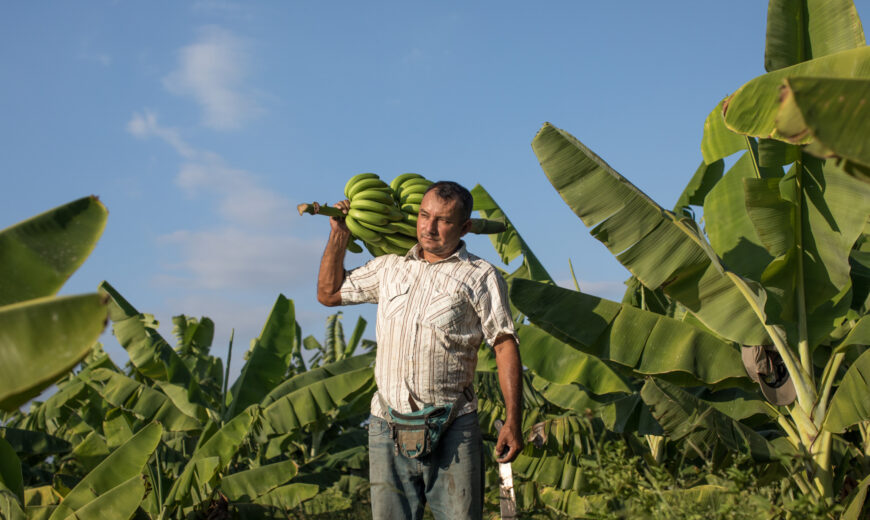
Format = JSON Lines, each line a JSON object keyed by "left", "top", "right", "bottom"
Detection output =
{"left": 52, "top": 475, "right": 144, "bottom": 520}
{"left": 0, "top": 427, "right": 71, "bottom": 459}
{"left": 261, "top": 352, "right": 375, "bottom": 406}
{"left": 764, "top": 0, "right": 866, "bottom": 72}
{"left": 531, "top": 122, "right": 769, "bottom": 344}
{"left": 673, "top": 159, "right": 725, "bottom": 213}
{"left": 0, "top": 436, "right": 23, "bottom": 504}
{"left": 842, "top": 472, "right": 870, "bottom": 520}
{"left": 221, "top": 459, "right": 299, "bottom": 502}
{"left": 471, "top": 184, "right": 553, "bottom": 284}
{"left": 724, "top": 46, "right": 870, "bottom": 141}
{"left": 776, "top": 77, "right": 870, "bottom": 172}
{"left": 823, "top": 348, "right": 870, "bottom": 433}
{"left": 701, "top": 98, "right": 748, "bottom": 165}
{"left": 511, "top": 280, "right": 746, "bottom": 386}
{"left": 0, "top": 196, "right": 107, "bottom": 306}
{"left": 0, "top": 294, "right": 107, "bottom": 411}
{"left": 517, "top": 324, "right": 631, "bottom": 395}
{"left": 640, "top": 378, "right": 782, "bottom": 462}
{"left": 47, "top": 421, "right": 161, "bottom": 520}
{"left": 225, "top": 295, "right": 296, "bottom": 420}
{"left": 251, "top": 482, "right": 320, "bottom": 510}
{"left": 344, "top": 315, "right": 367, "bottom": 357}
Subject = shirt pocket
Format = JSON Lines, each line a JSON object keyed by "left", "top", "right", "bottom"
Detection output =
{"left": 422, "top": 287, "right": 467, "bottom": 331}
{"left": 383, "top": 282, "right": 410, "bottom": 321}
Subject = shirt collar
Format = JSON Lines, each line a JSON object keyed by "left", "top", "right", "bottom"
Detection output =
{"left": 406, "top": 241, "right": 469, "bottom": 263}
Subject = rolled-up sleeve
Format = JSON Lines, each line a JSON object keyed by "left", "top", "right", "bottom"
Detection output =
{"left": 472, "top": 268, "right": 518, "bottom": 347}
{"left": 340, "top": 255, "right": 389, "bottom": 305}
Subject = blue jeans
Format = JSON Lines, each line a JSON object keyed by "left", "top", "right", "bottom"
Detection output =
{"left": 368, "top": 412, "right": 484, "bottom": 520}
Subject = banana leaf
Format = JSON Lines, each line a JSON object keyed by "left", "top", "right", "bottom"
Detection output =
{"left": 225, "top": 295, "right": 297, "bottom": 420}
{"left": 249, "top": 482, "right": 320, "bottom": 510}
{"left": 220, "top": 459, "right": 299, "bottom": 502}
{"left": 0, "top": 293, "right": 107, "bottom": 411}
{"left": 673, "top": 159, "right": 725, "bottom": 213}
{"left": 701, "top": 98, "right": 748, "bottom": 165}
{"left": 344, "top": 315, "right": 367, "bottom": 358}
{"left": 764, "top": 0, "right": 866, "bottom": 72}
{"left": 776, "top": 77, "right": 870, "bottom": 172}
{"left": 262, "top": 366, "right": 374, "bottom": 435}
{"left": 47, "top": 421, "right": 162, "bottom": 520}
{"left": 744, "top": 160, "right": 870, "bottom": 346}
{"left": 82, "top": 368, "right": 203, "bottom": 431}
{"left": 471, "top": 184, "right": 553, "bottom": 284}
{"left": 517, "top": 324, "right": 632, "bottom": 395}
{"left": 163, "top": 406, "right": 257, "bottom": 511}
{"left": 0, "top": 428, "right": 71, "bottom": 460}
{"left": 531, "top": 123, "right": 769, "bottom": 345}
{"left": 53, "top": 475, "right": 144, "bottom": 520}
{"left": 724, "top": 46, "right": 870, "bottom": 141}
{"left": 823, "top": 348, "right": 870, "bottom": 433}
{"left": 842, "top": 472, "right": 870, "bottom": 520}
{"left": 511, "top": 279, "right": 746, "bottom": 386}
{"left": 0, "top": 436, "right": 23, "bottom": 504}
{"left": 0, "top": 196, "right": 107, "bottom": 306}
{"left": 260, "top": 352, "right": 375, "bottom": 406}
{"left": 640, "top": 378, "right": 782, "bottom": 462}
{"left": 99, "top": 281, "right": 213, "bottom": 410}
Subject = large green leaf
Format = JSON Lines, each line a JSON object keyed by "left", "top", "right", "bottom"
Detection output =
{"left": 531, "top": 123, "right": 769, "bottom": 344}
{"left": 511, "top": 279, "right": 746, "bottom": 386}
{"left": 745, "top": 160, "right": 870, "bottom": 345}
{"left": 83, "top": 368, "right": 203, "bottom": 431}
{"left": 823, "top": 348, "right": 870, "bottom": 433}
{"left": 47, "top": 421, "right": 161, "bottom": 520}
{"left": 225, "top": 295, "right": 296, "bottom": 420}
{"left": 640, "top": 378, "right": 782, "bottom": 462}
{"left": 0, "top": 294, "right": 107, "bottom": 411}
{"left": 52, "top": 475, "right": 144, "bottom": 520}
{"left": 764, "top": 0, "right": 866, "bottom": 72}
{"left": 0, "top": 427, "right": 71, "bottom": 459}
{"left": 261, "top": 352, "right": 375, "bottom": 406}
{"left": 703, "top": 152, "right": 775, "bottom": 282}
{"left": 220, "top": 459, "right": 299, "bottom": 502}
{"left": 701, "top": 98, "right": 748, "bottom": 165}
{"left": 517, "top": 324, "right": 631, "bottom": 395}
{"left": 0, "top": 196, "right": 107, "bottom": 306}
{"left": 471, "top": 184, "right": 553, "bottom": 284}
{"left": 776, "top": 77, "right": 870, "bottom": 172}
{"left": 262, "top": 366, "right": 374, "bottom": 435}
{"left": 673, "top": 160, "right": 725, "bottom": 213}
{"left": 99, "top": 281, "right": 212, "bottom": 410}
{"left": 163, "top": 406, "right": 257, "bottom": 511}
{"left": 249, "top": 482, "right": 320, "bottom": 510}
{"left": 724, "top": 46, "right": 870, "bottom": 140}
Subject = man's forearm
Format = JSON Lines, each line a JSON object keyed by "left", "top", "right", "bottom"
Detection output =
{"left": 317, "top": 228, "right": 350, "bottom": 306}
{"left": 494, "top": 336, "right": 523, "bottom": 426}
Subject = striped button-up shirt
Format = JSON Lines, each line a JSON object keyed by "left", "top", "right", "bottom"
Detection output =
{"left": 340, "top": 241, "right": 517, "bottom": 418}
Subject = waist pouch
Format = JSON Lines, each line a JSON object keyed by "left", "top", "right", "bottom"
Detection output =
{"left": 379, "top": 388, "right": 472, "bottom": 459}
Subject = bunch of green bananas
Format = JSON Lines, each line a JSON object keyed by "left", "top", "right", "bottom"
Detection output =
{"left": 391, "top": 173, "right": 432, "bottom": 226}
{"left": 342, "top": 173, "right": 425, "bottom": 256}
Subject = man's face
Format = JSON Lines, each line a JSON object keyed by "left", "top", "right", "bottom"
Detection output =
{"left": 416, "top": 191, "right": 471, "bottom": 262}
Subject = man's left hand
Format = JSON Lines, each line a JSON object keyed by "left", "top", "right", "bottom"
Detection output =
{"left": 495, "top": 419, "right": 523, "bottom": 463}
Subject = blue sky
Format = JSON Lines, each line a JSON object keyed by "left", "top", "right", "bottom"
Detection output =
{"left": 3, "top": 2, "right": 868, "bottom": 381}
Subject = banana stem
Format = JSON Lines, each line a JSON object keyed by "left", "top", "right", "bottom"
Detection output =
{"left": 297, "top": 202, "right": 507, "bottom": 234}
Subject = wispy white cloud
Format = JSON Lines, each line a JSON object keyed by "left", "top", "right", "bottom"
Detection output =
{"left": 126, "top": 111, "right": 321, "bottom": 291}
{"left": 163, "top": 26, "right": 261, "bottom": 130}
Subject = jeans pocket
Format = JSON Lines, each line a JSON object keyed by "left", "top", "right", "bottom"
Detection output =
{"left": 368, "top": 416, "right": 391, "bottom": 438}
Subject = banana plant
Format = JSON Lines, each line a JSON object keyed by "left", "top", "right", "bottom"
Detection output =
{"left": 0, "top": 196, "right": 109, "bottom": 411}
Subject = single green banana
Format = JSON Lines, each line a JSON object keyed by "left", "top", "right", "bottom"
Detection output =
{"left": 344, "top": 173, "right": 379, "bottom": 198}
{"left": 350, "top": 198, "right": 395, "bottom": 214}
{"left": 358, "top": 219, "right": 395, "bottom": 234}
{"left": 398, "top": 178, "right": 432, "bottom": 192}
{"left": 383, "top": 232, "right": 417, "bottom": 249}
{"left": 401, "top": 192, "right": 424, "bottom": 205}
{"left": 347, "top": 238, "right": 363, "bottom": 253}
{"left": 348, "top": 208, "right": 390, "bottom": 227}
{"left": 390, "top": 173, "right": 424, "bottom": 192}
{"left": 390, "top": 220, "right": 417, "bottom": 238}
{"left": 401, "top": 203, "right": 421, "bottom": 214}
{"left": 380, "top": 241, "right": 409, "bottom": 256}
{"left": 345, "top": 214, "right": 381, "bottom": 242}
{"left": 366, "top": 242, "right": 387, "bottom": 257}
{"left": 348, "top": 179, "right": 390, "bottom": 199}
{"left": 403, "top": 212, "right": 418, "bottom": 223}
{"left": 352, "top": 188, "right": 395, "bottom": 205}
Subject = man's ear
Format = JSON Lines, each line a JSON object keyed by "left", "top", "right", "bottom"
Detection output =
{"left": 460, "top": 219, "right": 472, "bottom": 237}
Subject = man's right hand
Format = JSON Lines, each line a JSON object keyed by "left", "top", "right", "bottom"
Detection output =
{"left": 313, "top": 200, "right": 351, "bottom": 233}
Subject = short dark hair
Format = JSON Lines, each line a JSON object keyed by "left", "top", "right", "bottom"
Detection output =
{"left": 424, "top": 181, "right": 474, "bottom": 221}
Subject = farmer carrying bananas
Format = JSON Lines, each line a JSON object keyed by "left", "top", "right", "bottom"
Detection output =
{"left": 316, "top": 180, "right": 523, "bottom": 520}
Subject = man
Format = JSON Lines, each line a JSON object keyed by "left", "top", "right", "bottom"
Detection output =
{"left": 316, "top": 181, "right": 523, "bottom": 519}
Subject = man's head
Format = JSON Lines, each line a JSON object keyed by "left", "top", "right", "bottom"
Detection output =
{"left": 416, "top": 181, "right": 473, "bottom": 262}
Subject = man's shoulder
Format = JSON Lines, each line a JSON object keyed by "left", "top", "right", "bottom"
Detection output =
{"left": 461, "top": 250, "right": 502, "bottom": 279}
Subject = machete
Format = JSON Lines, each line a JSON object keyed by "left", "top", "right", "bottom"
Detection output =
{"left": 494, "top": 419, "right": 517, "bottom": 519}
